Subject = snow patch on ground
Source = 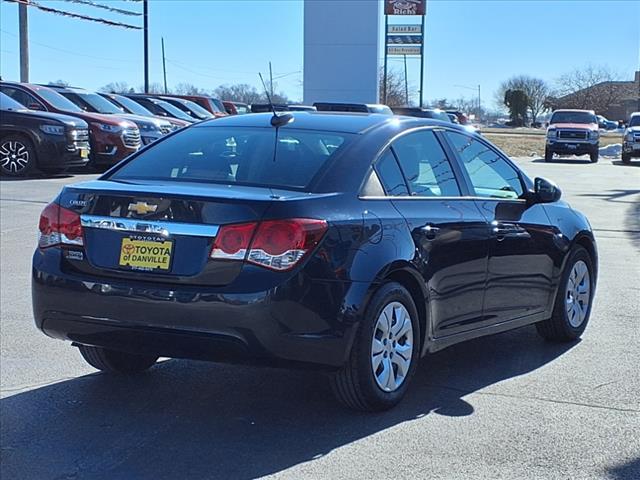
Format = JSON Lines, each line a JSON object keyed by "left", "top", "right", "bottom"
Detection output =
{"left": 599, "top": 143, "right": 622, "bottom": 158}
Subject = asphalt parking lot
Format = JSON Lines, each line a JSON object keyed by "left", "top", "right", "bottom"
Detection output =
{"left": 1, "top": 156, "right": 639, "bottom": 480}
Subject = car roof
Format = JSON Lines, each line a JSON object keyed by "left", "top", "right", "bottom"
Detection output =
{"left": 552, "top": 109, "right": 596, "bottom": 114}
{"left": 194, "top": 111, "right": 457, "bottom": 134}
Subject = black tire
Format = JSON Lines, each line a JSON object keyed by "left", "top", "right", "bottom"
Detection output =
{"left": 590, "top": 149, "right": 599, "bottom": 163}
{"left": 78, "top": 344, "right": 158, "bottom": 374}
{"left": 544, "top": 148, "right": 553, "bottom": 162}
{"left": 0, "top": 134, "right": 37, "bottom": 177}
{"left": 331, "top": 282, "right": 420, "bottom": 412}
{"left": 536, "top": 246, "right": 594, "bottom": 342}
{"left": 621, "top": 153, "right": 631, "bottom": 164}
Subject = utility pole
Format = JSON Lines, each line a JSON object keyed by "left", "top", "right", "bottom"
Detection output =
{"left": 478, "top": 84, "right": 481, "bottom": 123}
{"left": 161, "top": 37, "right": 167, "bottom": 94}
{"left": 18, "top": 2, "right": 29, "bottom": 82}
{"left": 403, "top": 54, "right": 409, "bottom": 106}
{"left": 419, "top": 11, "right": 426, "bottom": 107}
{"left": 143, "top": 0, "right": 149, "bottom": 93}
{"left": 269, "top": 61, "right": 274, "bottom": 98}
{"left": 383, "top": 14, "right": 388, "bottom": 104}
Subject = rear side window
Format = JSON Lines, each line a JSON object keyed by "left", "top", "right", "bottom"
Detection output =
{"left": 445, "top": 131, "right": 524, "bottom": 199}
{"left": 392, "top": 130, "right": 461, "bottom": 197}
{"left": 375, "top": 149, "right": 409, "bottom": 196}
{"left": 109, "top": 127, "right": 351, "bottom": 190}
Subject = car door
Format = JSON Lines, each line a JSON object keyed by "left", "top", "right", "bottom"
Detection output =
{"left": 379, "top": 129, "right": 490, "bottom": 338}
{"left": 443, "top": 131, "right": 556, "bottom": 326}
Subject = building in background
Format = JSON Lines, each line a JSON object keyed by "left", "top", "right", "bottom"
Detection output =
{"left": 552, "top": 71, "right": 640, "bottom": 121}
{"left": 303, "top": 0, "right": 380, "bottom": 104}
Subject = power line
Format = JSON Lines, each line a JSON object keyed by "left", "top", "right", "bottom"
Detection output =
{"left": 0, "top": 29, "right": 138, "bottom": 62}
{"left": 3, "top": 0, "right": 142, "bottom": 29}
{"left": 60, "top": 0, "right": 141, "bottom": 17}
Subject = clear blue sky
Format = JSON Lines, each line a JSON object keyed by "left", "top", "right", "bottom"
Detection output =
{"left": 1, "top": 0, "right": 638, "bottom": 106}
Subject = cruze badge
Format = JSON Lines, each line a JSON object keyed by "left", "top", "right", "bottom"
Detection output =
{"left": 128, "top": 202, "right": 158, "bottom": 215}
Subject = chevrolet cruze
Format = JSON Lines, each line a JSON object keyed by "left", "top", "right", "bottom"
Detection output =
{"left": 32, "top": 112, "right": 597, "bottom": 411}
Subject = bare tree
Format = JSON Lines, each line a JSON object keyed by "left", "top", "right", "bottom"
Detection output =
{"left": 551, "top": 65, "right": 623, "bottom": 114}
{"left": 379, "top": 68, "right": 407, "bottom": 106}
{"left": 174, "top": 83, "right": 208, "bottom": 95}
{"left": 497, "top": 75, "right": 550, "bottom": 124}
{"left": 99, "top": 81, "right": 133, "bottom": 94}
{"left": 214, "top": 84, "right": 270, "bottom": 104}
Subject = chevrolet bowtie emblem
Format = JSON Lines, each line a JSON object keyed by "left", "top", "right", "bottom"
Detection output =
{"left": 128, "top": 201, "right": 158, "bottom": 215}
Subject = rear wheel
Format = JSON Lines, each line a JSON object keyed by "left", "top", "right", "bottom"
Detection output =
{"left": 331, "top": 282, "right": 420, "bottom": 411}
{"left": 78, "top": 345, "right": 158, "bottom": 374}
{"left": 590, "top": 149, "right": 599, "bottom": 163}
{"left": 536, "top": 246, "right": 594, "bottom": 342}
{"left": 0, "top": 135, "right": 36, "bottom": 177}
{"left": 621, "top": 152, "right": 631, "bottom": 164}
{"left": 544, "top": 148, "right": 553, "bottom": 162}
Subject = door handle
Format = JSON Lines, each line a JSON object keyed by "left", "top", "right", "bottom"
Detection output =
{"left": 491, "top": 222, "right": 530, "bottom": 241}
{"left": 420, "top": 224, "right": 440, "bottom": 240}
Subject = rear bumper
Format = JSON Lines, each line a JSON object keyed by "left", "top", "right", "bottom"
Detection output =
{"left": 32, "top": 249, "right": 364, "bottom": 369}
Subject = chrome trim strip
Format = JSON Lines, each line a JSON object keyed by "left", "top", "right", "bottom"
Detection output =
{"left": 80, "top": 215, "right": 219, "bottom": 238}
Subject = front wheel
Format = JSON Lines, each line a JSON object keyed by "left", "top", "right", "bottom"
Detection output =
{"left": 0, "top": 135, "right": 37, "bottom": 176}
{"left": 331, "top": 282, "right": 420, "bottom": 411}
{"left": 536, "top": 246, "right": 595, "bottom": 342}
{"left": 590, "top": 149, "right": 599, "bottom": 163}
{"left": 621, "top": 153, "right": 631, "bottom": 164}
{"left": 78, "top": 345, "right": 158, "bottom": 374}
{"left": 544, "top": 148, "right": 553, "bottom": 162}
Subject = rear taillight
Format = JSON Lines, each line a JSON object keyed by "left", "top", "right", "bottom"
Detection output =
{"left": 211, "top": 219, "right": 327, "bottom": 271}
{"left": 38, "top": 202, "right": 84, "bottom": 249}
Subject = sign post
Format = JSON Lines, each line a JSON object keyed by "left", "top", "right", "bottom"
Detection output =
{"left": 383, "top": 0, "right": 426, "bottom": 107}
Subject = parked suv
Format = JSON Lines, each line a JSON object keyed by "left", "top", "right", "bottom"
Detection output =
{"left": 161, "top": 94, "right": 227, "bottom": 117}
{"left": 98, "top": 93, "right": 190, "bottom": 131}
{"left": 0, "top": 82, "right": 140, "bottom": 169}
{"left": 622, "top": 112, "right": 640, "bottom": 164}
{"left": 0, "top": 92, "right": 90, "bottom": 176}
{"left": 122, "top": 94, "right": 198, "bottom": 124}
{"left": 546, "top": 109, "right": 600, "bottom": 163}
{"left": 48, "top": 86, "right": 171, "bottom": 146}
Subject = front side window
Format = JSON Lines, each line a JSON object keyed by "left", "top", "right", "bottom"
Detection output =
{"left": 1, "top": 87, "right": 43, "bottom": 110}
{"left": 445, "top": 131, "right": 524, "bottom": 199}
{"left": 109, "top": 127, "right": 351, "bottom": 190}
{"left": 392, "top": 130, "right": 461, "bottom": 197}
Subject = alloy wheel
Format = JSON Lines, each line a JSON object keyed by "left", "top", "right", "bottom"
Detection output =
{"left": 0, "top": 140, "right": 30, "bottom": 174}
{"left": 565, "top": 260, "right": 590, "bottom": 328}
{"left": 371, "top": 301, "right": 414, "bottom": 392}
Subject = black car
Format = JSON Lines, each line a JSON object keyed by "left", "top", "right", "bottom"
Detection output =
{"left": 392, "top": 107, "right": 452, "bottom": 122}
{"left": 1, "top": 92, "right": 90, "bottom": 176}
{"left": 314, "top": 102, "right": 393, "bottom": 114}
{"left": 122, "top": 95, "right": 197, "bottom": 124}
{"left": 32, "top": 112, "right": 597, "bottom": 411}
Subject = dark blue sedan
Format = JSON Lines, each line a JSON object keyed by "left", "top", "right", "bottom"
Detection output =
{"left": 32, "top": 112, "right": 597, "bottom": 411}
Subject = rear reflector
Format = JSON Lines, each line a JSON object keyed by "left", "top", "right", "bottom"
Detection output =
{"left": 38, "top": 202, "right": 84, "bottom": 249}
{"left": 211, "top": 218, "right": 327, "bottom": 271}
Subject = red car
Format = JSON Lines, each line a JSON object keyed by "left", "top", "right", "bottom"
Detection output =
{"left": 0, "top": 82, "right": 140, "bottom": 168}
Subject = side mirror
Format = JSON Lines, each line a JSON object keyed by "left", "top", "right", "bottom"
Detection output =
{"left": 533, "top": 177, "right": 561, "bottom": 203}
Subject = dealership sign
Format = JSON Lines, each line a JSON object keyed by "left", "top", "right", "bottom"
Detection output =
{"left": 384, "top": 0, "right": 426, "bottom": 16}
{"left": 387, "top": 35, "right": 422, "bottom": 45}
{"left": 388, "top": 24, "right": 422, "bottom": 34}
{"left": 387, "top": 46, "right": 421, "bottom": 56}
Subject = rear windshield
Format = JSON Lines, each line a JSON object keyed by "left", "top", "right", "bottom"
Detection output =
{"left": 550, "top": 111, "right": 597, "bottom": 124}
{"left": 109, "top": 126, "right": 351, "bottom": 190}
